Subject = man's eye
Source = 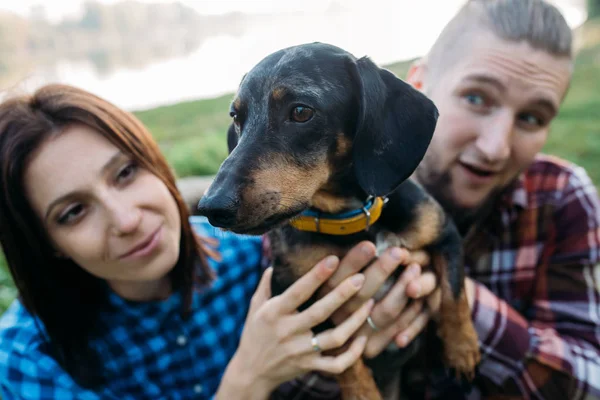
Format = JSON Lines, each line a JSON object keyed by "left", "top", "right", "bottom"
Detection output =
{"left": 57, "top": 204, "right": 85, "bottom": 225}
{"left": 518, "top": 113, "right": 544, "bottom": 127}
{"left": 465, "top": 93, "right": 485, "bottom": 106}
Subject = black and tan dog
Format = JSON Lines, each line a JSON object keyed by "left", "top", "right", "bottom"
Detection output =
{"left": 197, "top": 42, "right": 480, "bottom": 399}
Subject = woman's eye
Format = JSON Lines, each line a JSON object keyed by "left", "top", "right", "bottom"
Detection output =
{"left": 116, "top": 162, "right": 138, "bottom": 184}
{"left": 57, "top": 204, "right": 85, "bottom": 225}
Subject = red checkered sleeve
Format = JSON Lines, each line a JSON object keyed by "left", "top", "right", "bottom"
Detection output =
{"left": 470, "top": 163, "right": 600, "bottom": 399}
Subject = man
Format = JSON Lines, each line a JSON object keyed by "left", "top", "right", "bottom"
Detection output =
{"left": 403, "top": 0, "right": 599, "bottom": 398}
{"left": 270, "top": 0, "right": 600, "bottom": 399}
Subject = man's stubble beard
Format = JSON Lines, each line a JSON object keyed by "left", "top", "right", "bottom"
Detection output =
{"left": 414, "top": 157, "right": 504, "bottom": 237}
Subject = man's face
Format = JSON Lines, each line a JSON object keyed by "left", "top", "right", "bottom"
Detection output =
{"left": 412, "top": 29, "right": 572, "bottom": 215}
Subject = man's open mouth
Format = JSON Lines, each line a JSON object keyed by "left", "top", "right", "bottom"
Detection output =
{"left": 459, "top": 161, "right": 497, "bottom": 177}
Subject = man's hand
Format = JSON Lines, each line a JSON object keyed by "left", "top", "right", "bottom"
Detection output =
{"left": 320, "top": 241, "right": 437, "bottom": 358}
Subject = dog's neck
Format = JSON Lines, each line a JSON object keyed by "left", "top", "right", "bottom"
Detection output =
{"left": 310, "top": 190, "right": 366, "bottom": 214}
{"left": 310, "top": 174, "right": 369, "bottom": 214}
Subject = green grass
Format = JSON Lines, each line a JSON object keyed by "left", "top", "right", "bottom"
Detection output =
{"left": 0, "top": 254, "right": 16, "bottom": 313}
{"left": 1, "top": 19, "right": 600, "bottom": 315}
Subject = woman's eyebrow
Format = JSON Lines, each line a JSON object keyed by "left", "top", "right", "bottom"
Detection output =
{"left": 44, "top": 150, "right": 124, "bottom": 222}
{"left": 100, "top": 151, "right": 125, "bottom": 176}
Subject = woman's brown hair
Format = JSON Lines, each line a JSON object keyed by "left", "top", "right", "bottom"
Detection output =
{"left": 0, "top": 83, "right": 215, "bottom": 388}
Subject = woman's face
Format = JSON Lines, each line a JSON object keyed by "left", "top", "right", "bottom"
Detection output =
{"left": 23, "top": 124, "right": 182, "bottom": 300}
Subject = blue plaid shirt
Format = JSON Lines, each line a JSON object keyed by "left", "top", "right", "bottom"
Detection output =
{"left": 0, "top": 216, "right": 264, "bottom": 400}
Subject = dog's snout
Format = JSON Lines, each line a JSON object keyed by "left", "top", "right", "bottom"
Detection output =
{"left": 197, "top": 193, "right": 239, "bottom": 228}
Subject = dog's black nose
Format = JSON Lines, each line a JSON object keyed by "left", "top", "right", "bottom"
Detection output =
{"left": 197, "top": 193, "right": 239, "bottom": 228}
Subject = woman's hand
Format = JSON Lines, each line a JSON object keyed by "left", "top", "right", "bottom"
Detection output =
{"left": 321, "top": 241, "right": 440, "bottom": 357}
{"left": 216, "top": 256, "right": 374, "bottom": 400}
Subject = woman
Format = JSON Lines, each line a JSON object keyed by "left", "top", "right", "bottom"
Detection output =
{"left": 0, "top": 84, "right": 436, "bottom": 399}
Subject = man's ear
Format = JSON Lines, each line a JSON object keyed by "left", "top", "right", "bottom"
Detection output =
{"left": 406, "top": 58, "right": 427, "bottom": 91}
{"left": 226, "top": 123, "right": 238, "bottom": 154}
{"left": 348, "top": 56, "right": 439, "bottom": 197}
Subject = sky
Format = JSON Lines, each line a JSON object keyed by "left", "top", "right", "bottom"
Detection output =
{"left": 0, "top": 0, "right": 589, "bottom": 27}
{"left": 0, "top": 0, "right": 589, "bottom": 110}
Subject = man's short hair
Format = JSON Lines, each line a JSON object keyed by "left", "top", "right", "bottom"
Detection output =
{"left": 425, "top": 0, "right": 573, "bottom": 76}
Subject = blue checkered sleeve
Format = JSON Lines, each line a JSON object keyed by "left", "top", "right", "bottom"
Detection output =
{"left": 0, "top": 302, "right": 104, "bottom": 400}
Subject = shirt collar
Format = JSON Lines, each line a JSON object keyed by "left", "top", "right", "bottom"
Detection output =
{"left": 498, "top": 172, "right": 528, "bottom": 210}
{"left": 104, "top": 282, "right": 183, "bottom": 320}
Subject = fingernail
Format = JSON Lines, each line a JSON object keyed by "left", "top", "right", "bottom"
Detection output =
{"left": 413, "top": 284, "right": 421, "bottom": 297}
{"left": 408, "top": 264, "right": 420, "bottom": 275}
{"left": 361, "top": 243, "right": 374, "bottom": 255}
{"left": 325, "top": 256, "right": 338, "bottom": 270}
{"left": 398, "top": 334, "right": 409, "bottom": 347}
{"left": 357, "top": 335, "right": 368, "bottom": 345}
{"left": 390, "top": 247, "right": 403, "bottom": 260}
{"left": 351, "top": 273, "right": 365, "bottom": 287}
{"left": 366, "top": 298, "right": 375, "bottom": 309}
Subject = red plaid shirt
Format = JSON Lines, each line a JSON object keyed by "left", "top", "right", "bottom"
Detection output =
{"left": 267, "top": 154, "right": 600, "bottom": 400}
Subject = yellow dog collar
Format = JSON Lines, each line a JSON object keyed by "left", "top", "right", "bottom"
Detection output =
{"left": 289, "top": 196, "right": 386, "bottom": 235}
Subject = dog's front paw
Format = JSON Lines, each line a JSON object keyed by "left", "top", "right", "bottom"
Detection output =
{"left": 440, "top": 321, "right": 481, "bottom": 381}
{"left": 437, "top": 292, "right": 481, "bottom": 381}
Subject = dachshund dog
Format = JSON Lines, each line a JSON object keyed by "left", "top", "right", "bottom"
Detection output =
{"left": 197, "top": 42, "right": 480, "bottom": 399}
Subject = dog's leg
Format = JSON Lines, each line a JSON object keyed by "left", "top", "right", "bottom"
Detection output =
{"left": 429, "top": 219, "right": 481, "bottom": 381}
{"left": 325, "top": 348, "right": 382, "bottom": 400}
{"left": 432, "top": 252, "right": 480, "bottom": 380}
{"left": 381, "top": 193, "right": 481, "bottom": 381}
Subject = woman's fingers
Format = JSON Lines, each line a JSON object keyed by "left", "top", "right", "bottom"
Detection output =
{"left": 310, "top": 299, "right": 374, "bottom": 352}
{"left": 248, "top": 267, "right": 273, "bottom": 316}
{"left": 292, "top": 273, "right": 366, "bottom": 331}
{"left": 309, "top": 335, "right": 368, "bottom": 375}
{"left": 274, "top": 255, "right": 341, "bottom": 314}
{"left": 324, "top": 241, "right": 376, "bottom": 290}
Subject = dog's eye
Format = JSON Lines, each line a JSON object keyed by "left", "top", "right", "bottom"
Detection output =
{"left": 229, "top": 111, "right": 238, "bottom": 121}
{"left": 291, "top": 106, "right": 314, "bottom": 123}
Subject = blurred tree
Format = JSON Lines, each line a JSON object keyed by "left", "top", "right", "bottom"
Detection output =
{"left": 590, "top": 0, "right": 600, "bottom": 18}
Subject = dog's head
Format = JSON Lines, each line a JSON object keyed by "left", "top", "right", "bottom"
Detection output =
{"left": 197, "top": 42, "right": 438, "bottom": 234}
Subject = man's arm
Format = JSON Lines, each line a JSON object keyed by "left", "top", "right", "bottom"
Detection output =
{"left": 471, "top": 167, "right": 600, "bottom": 399}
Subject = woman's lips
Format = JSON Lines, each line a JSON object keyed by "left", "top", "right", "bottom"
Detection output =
{"left": 119, "top": 225, "right": 163, "bottom": 260}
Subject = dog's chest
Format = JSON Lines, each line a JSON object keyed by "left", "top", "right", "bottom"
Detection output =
{"left": 267, "top": 225, "right": 407, "bottom": 298}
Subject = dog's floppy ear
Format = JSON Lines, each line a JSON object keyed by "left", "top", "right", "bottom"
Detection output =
{"left": 349, "top": 56, "right": 439, "bottom": 197}
{"left": 226, "top": 123, "right": 238, "bottom": 154}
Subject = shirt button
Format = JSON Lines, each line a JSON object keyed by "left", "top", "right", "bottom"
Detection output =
{"left": 193, "top": 384, "right": 203, "bottom": 394}
{"left": 176, "top": 335, "right": 187, "bottom": 346}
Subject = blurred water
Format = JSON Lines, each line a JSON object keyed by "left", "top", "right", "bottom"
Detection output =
{"left": 0, "top": 0, "right": 587, "bottom": 111}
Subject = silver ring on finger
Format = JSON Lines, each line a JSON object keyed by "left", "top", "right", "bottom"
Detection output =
{"left": 311, "top": 334, "right": 322, "bottom": 352}
{"left": 367, "top": 315, "right": 380, "bottom": 332}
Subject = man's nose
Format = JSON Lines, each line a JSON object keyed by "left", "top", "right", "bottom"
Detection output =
{"left": 474, "top": 111, "right": 513, "bottom": 163}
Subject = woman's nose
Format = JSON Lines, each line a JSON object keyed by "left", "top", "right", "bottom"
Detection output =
{"left": 107, "top": 199, "right": 142, "bottom": 236}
